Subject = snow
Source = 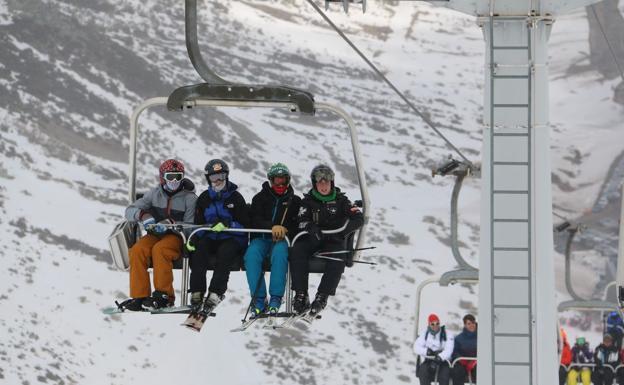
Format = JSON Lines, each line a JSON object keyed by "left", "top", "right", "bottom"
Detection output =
{"left": 0, "top": 0, "right": 11, "bottom": 26}
{"left": 0, "top": 1, "right": 623, "bottom": 384}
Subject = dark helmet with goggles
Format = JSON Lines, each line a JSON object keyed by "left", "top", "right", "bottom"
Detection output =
{"left": 204, "top": 159, "right": 229, "bottom": 186}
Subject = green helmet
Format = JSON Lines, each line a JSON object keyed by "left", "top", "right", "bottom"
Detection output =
{"left": 267, "top": 163, "right": 290, "bottom": 181}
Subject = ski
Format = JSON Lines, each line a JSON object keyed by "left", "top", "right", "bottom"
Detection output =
{"left": 150, "top": 305, "right": 193, "bottom": 314}
{"left": 275, "top": 312, "right": 309, "bottom": 329}
{"left": 181, "top": 304, "right": 218, "bottom": 332}
{"left": 101, "top": 306, "right": 139, "bottom": 315}
{"left": 101, "top": 300, "right": 146, "bottom": 315}
{"left": 263, "top": 315, "right": 277, "bottom": 329}
{"left": 262, "top": 312, "right": 294, "bottom": 330}
{"left": 230, "top": 316, "right": 262, "bottom": 332}
{"left": 302, "top": 310, "right": 323, "bottom": 324}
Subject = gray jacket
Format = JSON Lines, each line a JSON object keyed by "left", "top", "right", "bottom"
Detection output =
{"left": 125, "top": 179, "right": 197, "bottom": 224}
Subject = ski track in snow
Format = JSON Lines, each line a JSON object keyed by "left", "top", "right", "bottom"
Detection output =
{"left": 1, "top": 1, "right": 624, "bottom": 384}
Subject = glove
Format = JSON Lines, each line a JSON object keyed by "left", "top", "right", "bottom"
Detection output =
{"left": 141, "top": 216, "right": 156, "bottom": 232}
{"left": 153, "top": 219, "right": 173, "bottom": 234}
{"left": 210, "top": 222, "right": 227, "bottom": 232}
{"left": 272, "top": 225, "right": 287, "bottom": 241}
{"left": 305, "top": 223, "right": 322, "bottom": 241}
{"left": 185, "top": 241, "right": 196, "bottom": 252}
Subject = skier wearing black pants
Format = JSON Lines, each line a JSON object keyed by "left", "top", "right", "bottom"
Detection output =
{"left": 290, "top": 164, "right": 364, "bottom": 315}
{"left": 188, "top": 159, "right": 249, "bottom": 309}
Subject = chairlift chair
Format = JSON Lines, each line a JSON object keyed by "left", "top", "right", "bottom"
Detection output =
{"left": 413, "top": 158, "right": 479, "bottom": 339}
{"left": 108, "top": 0, "right": 370, "bottom": 311}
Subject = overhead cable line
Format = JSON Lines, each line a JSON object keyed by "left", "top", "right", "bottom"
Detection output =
{"left": 305, "top": 0, "right": 475, "bottom": 167}
{"left": 590, "top": 2, "right": 624, "bottom": 83}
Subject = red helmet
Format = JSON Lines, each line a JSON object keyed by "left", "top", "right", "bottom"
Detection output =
{"left": 159, "top": 159, "right": 185, "bottom": 185}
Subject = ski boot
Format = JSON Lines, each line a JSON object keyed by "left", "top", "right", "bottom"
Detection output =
{"left": 142, "top": 291, "right": 174, "bottom": 311}
{"left": 201, "top": 292, "right": 224, "bottom": 313}
{"left": 118, "top": 297, "right": 147, "bottom": 312}
{"left": 190, "top": 291, "right": 205, "bottom": 310}
{"left": 293, "top": 292, "right": 310, "bottom": 314}
{"left": 309, "top": 292, "right": 328, "bottom": 315}
{"left": 268, "top": 296, "right": 282, "bottom": 315}
{"left": 250, "top": 296, "right": 267, "bottom": 318}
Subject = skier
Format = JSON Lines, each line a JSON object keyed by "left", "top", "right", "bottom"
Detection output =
{"left": 567, "top": 336, "right": 592, "bottom": 385}
{"left": 593, "top": 333, "right": 619, "bottom": 385}
{"left": 413, "top": 313, "right": 454, "bottom": 385}
{"left": 450, "top": 314, "right": 477, "bottom": 384}
{"left": 188, "top": 159, "right": 249, "bottom": 309}
{"left": 122, "top": 159, "right": 197, "bottom": 310}
{"left": 289, "top": 164, "right": 364, "bottom": 315}
{"left": 559, "top": 328, "right": 572, "bottom": 385}
{"left": 244, "top": 163, "right": 301, "bottom": 317}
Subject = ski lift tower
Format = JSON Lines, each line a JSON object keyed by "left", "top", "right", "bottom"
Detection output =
{"left": 417, "top": 0, "right": 600, "bottom": 384}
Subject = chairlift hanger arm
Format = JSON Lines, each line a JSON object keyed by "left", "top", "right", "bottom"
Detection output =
{"left": 179, "top": 0, "right": 315, "bottom": 114}
{"left": 185, "top": 0, "right": 226, "bottom": 84}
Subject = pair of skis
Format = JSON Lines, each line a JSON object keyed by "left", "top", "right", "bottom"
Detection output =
{"left": 230, "top": 309, "right": 322, "bottom": 332}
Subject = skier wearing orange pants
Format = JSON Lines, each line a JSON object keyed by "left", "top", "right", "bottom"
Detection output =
{"left": 121, "top": 159, "right": 197, "bottom": 311}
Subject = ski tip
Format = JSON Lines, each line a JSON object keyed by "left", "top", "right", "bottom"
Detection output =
{"left": 181, "top": 323, "right": 202, "bottom": 332}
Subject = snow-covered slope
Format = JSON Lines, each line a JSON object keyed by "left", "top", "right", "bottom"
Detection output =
{"left": 1, "top": 1, "right": 623, "bottom": 384}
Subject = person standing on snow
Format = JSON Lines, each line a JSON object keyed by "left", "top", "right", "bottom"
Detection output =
{"left": 188, "top": 159, "right": 249, "bottom": 309}
{"left": 289, "top": 164, "right": 364, "bottom": 315}
{"left": 413, "top": 313, "right": 455, "bottom": 385}
{"left": 243, "top": 163, "right": 301, "bottom": 317}
{"left": 451, "top": 314, "right": 477, "bottom": 384}
{"left": 122, "top": 159, "right": 197, "bottom": 311}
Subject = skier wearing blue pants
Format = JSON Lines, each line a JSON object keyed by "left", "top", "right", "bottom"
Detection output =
{"left": 244, "top": 163, "right": 301, "bottom": 317}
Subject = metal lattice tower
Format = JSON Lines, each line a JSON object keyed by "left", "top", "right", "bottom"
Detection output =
{"left": 421, "top": 1, "right": 601, "bottom": 384}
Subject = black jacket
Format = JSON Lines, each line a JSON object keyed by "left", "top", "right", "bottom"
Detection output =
{"left": 297, "top": 187, "right": 364, "bottom": 242}
{"left": 249, "top": 182, "right": 301, "bottom": 239}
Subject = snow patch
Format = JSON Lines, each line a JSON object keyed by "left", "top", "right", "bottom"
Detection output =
{"left": 0, "top": 0, "right": 12, "bottom": 25}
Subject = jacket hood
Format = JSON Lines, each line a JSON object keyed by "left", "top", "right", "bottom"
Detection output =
{"left": 182, "top": 178, "right": 195, "bottom": 191}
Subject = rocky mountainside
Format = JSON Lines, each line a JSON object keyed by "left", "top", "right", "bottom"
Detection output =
{"left": 0, "top": 1, "right": 623, "bottom": 384}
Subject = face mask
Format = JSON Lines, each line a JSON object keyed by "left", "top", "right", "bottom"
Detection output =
{"left": 212, "top": 182, "right": 226, "bottom": 192}
{"left": 272, "top": 184, "right": 288, "bottom": 195}
{"left": 164, "top": 179, "right": 181, "bottom": 192}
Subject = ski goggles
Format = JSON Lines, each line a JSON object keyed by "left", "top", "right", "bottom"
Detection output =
{"left": 270, "top": 175, "right": 290, "bottom": 186}
{"left": 163, "top": 172, "right": 184, "bottom": 181}
{"left": 208, "top": 172, "right": 227, "bottom": 182}
{"left": 312, "top": 169, "right": 334, "bottom": 182}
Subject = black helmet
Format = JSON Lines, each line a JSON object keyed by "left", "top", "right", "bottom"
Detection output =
{"left": 204, "top": 159, "right": 229, "bottom": 185}
{"left": 310, "top": 164, "right": 335, "bottom": 187}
